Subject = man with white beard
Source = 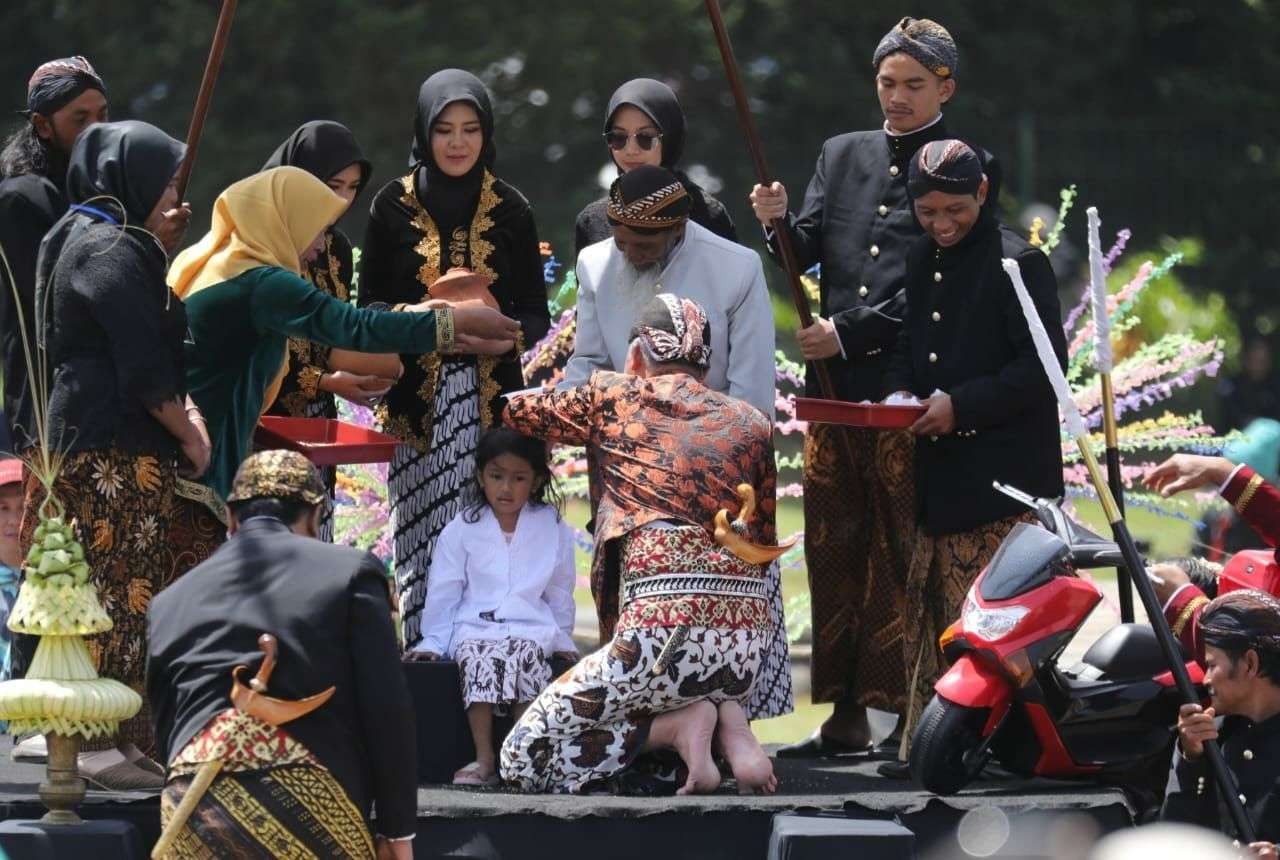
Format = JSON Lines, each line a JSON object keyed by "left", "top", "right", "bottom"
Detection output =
{"left": 563, "top": 165, "right": 775, "bottom": 418}
{"left": 560, "top": 165, "right": 791, "bottom": 722}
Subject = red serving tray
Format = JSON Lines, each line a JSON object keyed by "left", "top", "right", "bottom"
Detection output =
{"left": 255, "top": 417, "right": 399, "bottom": 465}
{"left": 795, "top": 397, "right": 926, "bottom": 429}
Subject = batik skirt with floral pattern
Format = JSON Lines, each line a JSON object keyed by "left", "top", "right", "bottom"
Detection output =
{"left": 499, "top": 524, "right": 766, "bottom": 794}
{"left": 455, "top": 637, "right": 552, "bottom": 710}
{"left": 20, "top": 448, "right": 223, "bottom": 753}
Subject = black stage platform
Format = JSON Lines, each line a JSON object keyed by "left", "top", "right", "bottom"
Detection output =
{"left": 0, "top": 737, "right": 1138, "bottom": 859}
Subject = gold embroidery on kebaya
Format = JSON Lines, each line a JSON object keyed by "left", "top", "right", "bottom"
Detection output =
{"left": 449, "top": 226, "right": 468, "bottom": 268}
{"left": 384, "top": 171, "right": 507, "bottom": 451}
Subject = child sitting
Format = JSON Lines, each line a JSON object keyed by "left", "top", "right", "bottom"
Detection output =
{"left": 410, "top": 428, "right": 577, "bottom": 785}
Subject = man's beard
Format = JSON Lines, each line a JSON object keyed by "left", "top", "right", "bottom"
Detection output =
{"left": 616, "top": 258, "right": 664, "bottom": 301}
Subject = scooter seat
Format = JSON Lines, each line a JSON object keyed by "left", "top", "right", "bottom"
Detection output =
{"left": 1081, "top": 623, "right": 1177, "bottom": 679}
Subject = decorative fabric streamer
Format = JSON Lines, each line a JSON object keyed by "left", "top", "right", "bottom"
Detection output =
{"left": 1086, "top": 207, "right": 1113, "bottom": 373}
{"left": 635, "top": 293, "right": 712, "bottom": 369}
{"left": 1003, "top": 258, "right": 1089, "bottom": 439}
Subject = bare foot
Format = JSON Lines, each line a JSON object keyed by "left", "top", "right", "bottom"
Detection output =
{"left": 669, "top": 701, "right": 722, "bottom": 795}
{"left": 714, "top": 700, "right": 777, "bottom": 795}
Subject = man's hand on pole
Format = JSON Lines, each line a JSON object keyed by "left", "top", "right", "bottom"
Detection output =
{"left": 749, "top": 182, "right": 788, "bottom": 227}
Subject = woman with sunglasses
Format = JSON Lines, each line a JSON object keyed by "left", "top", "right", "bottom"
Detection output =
{"left": 359, "top": 69, "right": 550, "bottom": 648}
{"left": 573, "top": 78, "right": 737, "bottom": 258}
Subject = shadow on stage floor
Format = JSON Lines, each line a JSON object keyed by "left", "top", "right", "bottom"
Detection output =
{"left": 0, "top": 738, "right": 1137, "bottom": 859}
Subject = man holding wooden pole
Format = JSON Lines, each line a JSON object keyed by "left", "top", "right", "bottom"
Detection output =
{"left": 750, "top": 17, "right": 995, "bottom": 760}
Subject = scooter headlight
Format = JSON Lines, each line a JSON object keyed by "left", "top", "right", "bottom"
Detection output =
{"left": 962, "top": 599, "right": 1029, "bottom": 642}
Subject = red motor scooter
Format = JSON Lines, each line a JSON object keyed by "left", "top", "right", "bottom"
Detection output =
{"left": 909, "top": 482, "right": 1279, "bottom": 796}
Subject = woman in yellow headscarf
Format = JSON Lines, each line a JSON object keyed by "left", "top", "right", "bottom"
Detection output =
{"left": 170, "top": 166, "right": 518, "bottom": 502}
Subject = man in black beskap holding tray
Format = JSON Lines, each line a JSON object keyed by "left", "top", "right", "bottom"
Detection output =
{"left": 881, "top": 138, "right": 1064, "bottom": 774}
{"left": 750, "top": 17, "right": 999, "bottom": 761}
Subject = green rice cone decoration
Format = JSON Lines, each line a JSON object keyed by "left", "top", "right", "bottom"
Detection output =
{"left": 0, "top": 494, "right": 141, "bottom": 737}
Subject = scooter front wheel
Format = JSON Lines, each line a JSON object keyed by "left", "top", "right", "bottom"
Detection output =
{"left": 909, "top": 694, "right": 991, "bottom": 795}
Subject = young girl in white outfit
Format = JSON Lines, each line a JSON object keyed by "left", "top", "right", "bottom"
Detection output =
{"left": 411, "top": 427, "right": 578, "bottom": 785}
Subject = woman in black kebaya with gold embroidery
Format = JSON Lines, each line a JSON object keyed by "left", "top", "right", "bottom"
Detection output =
{"left": 359, "top": 69, "right": 549, "bottom": 645}
{"left": 261, "top": 121, "right": 375, "bottom": 542}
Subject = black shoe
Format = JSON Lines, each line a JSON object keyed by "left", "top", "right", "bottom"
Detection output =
{"left": 876, "top": 760, "right": 911, "bottom": 780}
{"left": 775, "top": 731, "right": 873, "bottom": 759}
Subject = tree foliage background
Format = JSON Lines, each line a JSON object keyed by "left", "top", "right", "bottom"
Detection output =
{"left": 4, "top": 0, "right": 1278, "bottom": 370}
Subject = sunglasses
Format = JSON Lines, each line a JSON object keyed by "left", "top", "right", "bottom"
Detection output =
{"left": 603, "top": 130, "right": 663, "bottom": 151}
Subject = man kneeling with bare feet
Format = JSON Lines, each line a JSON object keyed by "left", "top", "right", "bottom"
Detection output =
{"left": 499, "top": 295, "right": 780, "bottom": 795}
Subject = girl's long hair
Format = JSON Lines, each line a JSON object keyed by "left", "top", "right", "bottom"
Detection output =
{"left": 461, "top": 427, "right": 562, "bottom": 523}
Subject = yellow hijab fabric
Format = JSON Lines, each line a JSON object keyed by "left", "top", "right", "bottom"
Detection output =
{"left": 168, "top": 166, "right": 347, "bottom": 414}
{"left": 168, "top": 166, "right": 346, "bottom": 299}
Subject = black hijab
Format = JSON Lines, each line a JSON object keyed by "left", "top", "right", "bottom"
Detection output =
{"left": 36, "top": 120, "right": 185, "bottom": 347}
{"left": 64, "top": 120, "right": 186, "bottom": 225}
{"left": 604, "top": 78, "right": 686, "bottom": 169}
{"left": 263, "top": 120, "right": 372, "bottom": 197}
{"left": 409, "top": 69, "right": 496, "bottom": 233}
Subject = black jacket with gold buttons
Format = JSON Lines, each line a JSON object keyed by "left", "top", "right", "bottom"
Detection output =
{"left": 767, "top": 117, "right": 999, "bottom": 401}
{"left": 883, "top": 211, "right": 1066, "bottom": 535}
{"left": 1162, "top": 710, "right": 1280, "bottom": 844}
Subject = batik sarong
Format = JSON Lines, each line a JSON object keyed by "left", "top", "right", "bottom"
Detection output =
{"left": 455, "top": 636, "right": 552, "bottom": 709}
{"left": 900, "top": 511, "right": 1039, "bottom": 749}
{"left": 499, "top": 524, "right": 766, "bottom": 793}
{"left": 389, "top": 359, "right": 480, "bottom": 647}
{"left": 158, "top": 708, "right": 376, "bottom": 859}
{"left": 803, "top": 424, "right": 917, "bottom": 712}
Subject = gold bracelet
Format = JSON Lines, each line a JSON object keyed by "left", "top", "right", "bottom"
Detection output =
{"left": 1234, "top": 473, "right": 1264, "bottom": 515}
{"left": 435, "top": 307, "right": 456, "bottom": 353}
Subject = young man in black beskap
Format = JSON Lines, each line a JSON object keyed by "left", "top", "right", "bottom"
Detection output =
{"left": 750, "top": 17, "right": 998, "bottom": 762}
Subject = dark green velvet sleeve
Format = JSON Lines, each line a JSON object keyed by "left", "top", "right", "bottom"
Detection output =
{"left": 249, "top": 267, "right": 437, "bottom": 355}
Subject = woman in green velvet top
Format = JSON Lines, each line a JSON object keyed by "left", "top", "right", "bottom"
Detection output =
{"left": 169, "top": 166, "right": 519, "bottom": 502}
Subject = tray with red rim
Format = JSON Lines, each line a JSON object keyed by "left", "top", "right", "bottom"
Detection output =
{"left": 794, "top": 397, "right": 926, "bottom": 429}
{"left": 254, "top": 416, "right": 399, "bottom": 465}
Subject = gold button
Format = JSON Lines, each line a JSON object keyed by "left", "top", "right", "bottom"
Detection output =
{"left": 932, "top": 311, "right": 942, "bottom": 322}
{"left": 859, "top": 285, "right": 869, "bottom": 298}
{"left": 870, "top": 245, "right": 880, "bottom": 257}
{"left": 1244, "top": 749, "right": 1254, "bottom": 760}
{"left": 929, "top": 352, "right": 938, "bottom": 363}
{"left": 889, "top": 165, "right": 900, "bottom": 177}
{"left": 934, "top": 272, "right": 943, "bottom": 283}
{"left": 878, "top": 204, "right": 889, "bottom": 217}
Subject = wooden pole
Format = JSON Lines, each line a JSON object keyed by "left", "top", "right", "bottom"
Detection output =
{"left": 174, "top": 0, "right": 239, "bottom": 199}
{"left": 703, "top": 0, "right": 839, "bottom": 401}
